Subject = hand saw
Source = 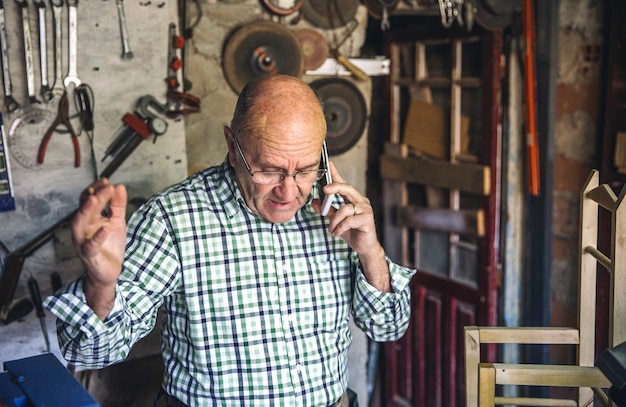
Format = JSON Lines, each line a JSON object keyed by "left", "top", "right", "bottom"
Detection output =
{"left": 0, "top": 113, "right": 15, "bottom": 212}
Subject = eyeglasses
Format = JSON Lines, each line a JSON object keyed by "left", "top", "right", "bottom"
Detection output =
{"left": 232, "top": 135, "right": 326, "bottom": 185}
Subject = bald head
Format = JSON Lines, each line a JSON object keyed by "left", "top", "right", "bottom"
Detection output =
{"left": 230, "top": 75, "right": 327, "bottom": 149}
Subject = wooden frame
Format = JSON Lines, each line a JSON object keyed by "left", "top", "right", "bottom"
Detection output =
{"left": 464, "top": 170, "right": 626, "bottom": 406}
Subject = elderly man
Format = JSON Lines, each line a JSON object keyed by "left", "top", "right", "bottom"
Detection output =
{"left": 45, "top": 75, "right": 415, "bottom": 406}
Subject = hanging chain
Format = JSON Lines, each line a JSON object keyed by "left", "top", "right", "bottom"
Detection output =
{"left": 327, "top": 0, "right": 354, "bottom": 56}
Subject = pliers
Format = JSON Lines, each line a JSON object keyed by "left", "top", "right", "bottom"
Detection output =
{"left": 37, "top": 90, "right": 80, "bottom": 167}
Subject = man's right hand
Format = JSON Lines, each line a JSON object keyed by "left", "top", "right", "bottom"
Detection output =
{"left": 72, "top": 178, "right": 128, "bottom": 320}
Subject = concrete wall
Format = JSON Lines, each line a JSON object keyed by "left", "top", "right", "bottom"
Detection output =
{"left": 0, "top": 0, "right": 186, "bottom": 367}
{"left": 551, "top": 0, "right": 604, "bottom": 360}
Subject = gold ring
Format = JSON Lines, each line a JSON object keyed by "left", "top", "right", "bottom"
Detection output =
{"left": 353, "top": 203, "right": 357, "bottom": 216}
{"left": 87, "top": 186, "right": 95, "bottom": 195}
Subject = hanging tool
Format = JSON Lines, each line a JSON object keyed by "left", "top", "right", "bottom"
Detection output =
{"left": 116, "top": 0, "right": 133, "bottom": 59}
{"left": 178, "top": 0, "right": 202, "bottom": 92}
{"left": 51, "top": 0, "right": 64, "bottom": 95}
{"left": 322, "top": 0, "right": 367, "bottom": 81}
{"left": 28, "top": 276, "right": 50, "bottom": 353}
{"left": 165, "top": 89, "right": 200, "bottom": 118}
{"left": 262, "top": 0, "right": 304, "bottom": 16}
{"left": 7, "top": 108, "right": 56, "bottom": 169}
{"left": 222, "top": 20, "right": 304, "bottom": 93}
{"left": 326, "top": 16, "right": 368, "bottom": 81}
{"left": 50, "top": 272, "right": 62, "bottom": 292}
{"left": 37, "top": 91, "right": 80, "bottom": 167}
{"left": 0, "top": 94, "right": 170, "bottom": 320}
{"left": 523, "top": 0, "right": 539, "bottom": 195}
{"left": 166, "top": 23, "right": 183, "bottom": 91}
{"left": 438, "top": 0, "right": 461, "bottom": 28}
{"left": 301, "top": 0, "right": 359, "bottom": 29}
{"left": 363, "top": 0, "right": 399, "bottom": 31}
{"left": 34, "top": 0, "right": 54, "bottom": 102}
{"left": 164, "top": 23, "right": 200, "bottom": 115}
{"left": 0, "top": 2, "right": 19, "bottom": 112}
{"left": 0, "top": 297, "right": 32, "bottom": 325}
{"left": 103, "top": 95, "right": 168, "bottom": 160}
{"left": 294, "top": 28, "right": 329, "bottom": 71}
{"left": 0, "top": 113, "right": 15, "bottom": 211}
{"left": 64, "top": 0, "right": 81, "bottom": 89}
{"left": 309, "top": 77, "right": 367, "bottom": 155}
{"left": 15, "top": 0, "right": 40, "bottom": 104}
{"left": 75, "top": 84, "right": 98, "bottom": 179}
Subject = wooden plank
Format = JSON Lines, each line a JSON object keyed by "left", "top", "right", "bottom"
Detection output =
{"left": 493, "top": 397, "right": 576, "bottom": 406}
{"left": 583, "top": 246, "right": 611, "bottom": 270}
{"left": 380, "top": 153, "right": 490, "bottom": 195}
{"left": 491, "top": 364, "right": 610, "bottom": 387}
{"left": 611, "top": 184, "right": 626, "bottom": 347}
{"left": 478, "top": 364, "right": 496, "bottom": 407}
{"left": 476, "top": 326, "right": 579, "bottom": 345}
{"left": 585, "top": 184, "right": 617, "bottom": 211}
{"left": 396, "top": 206, "right": 484, "bottom": 236}
{"left": 579, "top": 171, "right": 599, "bottom": 370}
{"left": 464, "top": 327, "right": 480, "bottom": 407}
{"left": 382, "top": 143, "right": 409, "bottom": 266}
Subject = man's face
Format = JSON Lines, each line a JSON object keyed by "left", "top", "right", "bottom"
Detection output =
{"left": 226, "top": 126, "right": 323, "bottom": 224}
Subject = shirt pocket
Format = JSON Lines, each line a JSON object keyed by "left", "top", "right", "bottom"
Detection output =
{"left": 287, "top": 258, "right": 353, "bottom": 334}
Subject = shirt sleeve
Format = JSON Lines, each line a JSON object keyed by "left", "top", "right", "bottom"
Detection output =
{"left": 43, "top": 276, "right": 154, "bottom": 369}
{"left": 351, "top": 254, "right": 416, "bottom": 342}
{"left": 43, "top": 204, "right": 178, "bottom": 370}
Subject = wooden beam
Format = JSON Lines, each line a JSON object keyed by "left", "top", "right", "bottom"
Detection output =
{"left": 396, "top": 206, "right": 485, "bottom": 236}
{"left": 475, "top": 326, "right": 579, "bottom": 345}
{"left": 380, "top": 153, "right": 490, "bottom": 195}
{"left": 585, "top": 184, "right": 617, "bottom": 211}
{"left": 491, "top": 364, "right": 610, "bottom": 387}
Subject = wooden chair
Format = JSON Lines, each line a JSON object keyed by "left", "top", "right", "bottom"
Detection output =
{"left": 464, "top": 170, "right": 626, "bottom": 406}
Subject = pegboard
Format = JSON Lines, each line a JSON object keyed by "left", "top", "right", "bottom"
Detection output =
{"left": 0, "top": 0, "right": 187, "bottom": 364}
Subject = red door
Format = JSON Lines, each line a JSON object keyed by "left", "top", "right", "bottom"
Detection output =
{"left": 380, "top": 23, "right": 502, "bottom": 407}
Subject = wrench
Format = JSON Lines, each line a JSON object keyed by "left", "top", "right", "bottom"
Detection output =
{"left": 50, "top": 0, "right": 64, "bottom": 95}
{"left": 116, "top": 0, "right": 133, "bottom": 59}
{"left": 0, "top": 3, "right": 18, "bottom": 112}
{"left": 34, "top": 0, "right": 53, "bottom": 102}
{"left": 63, "top": 0, "right": 81, "bottom": 89}
{"left": 15, "top": 0, "right": 39, "bottom": 104}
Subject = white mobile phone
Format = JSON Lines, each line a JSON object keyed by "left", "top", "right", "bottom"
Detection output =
{"left": 319, "top": 141, "right": 333, "bottom": 216}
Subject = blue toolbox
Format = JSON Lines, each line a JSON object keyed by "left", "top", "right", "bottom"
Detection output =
{"left": 0, "top": 353, "right": 99, "bottom": 407}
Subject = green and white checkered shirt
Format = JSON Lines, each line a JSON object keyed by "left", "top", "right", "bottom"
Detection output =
{"left": 44, "top": 160, "right": 415, "bottom": 406}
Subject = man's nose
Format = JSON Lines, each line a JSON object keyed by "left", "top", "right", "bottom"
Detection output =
{"left": 274, "top": 175, "right": 299, "bottom": 197}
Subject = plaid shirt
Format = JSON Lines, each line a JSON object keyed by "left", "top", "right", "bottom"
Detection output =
{"left": 44, "top": 160, "right": 415, "bottom": 407}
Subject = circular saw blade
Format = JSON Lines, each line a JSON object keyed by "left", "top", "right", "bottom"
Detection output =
{"left": 262, "top": 0, "right": 305, "bottom": 16}
{"left": 309, "top": 77, "right": 367, "bottom": 156}
{"left": 294, "top": 28, "right": 329, "bottom": 71}
{"left": 475, "top": 0, "right": 519, "bottom": 30}
{"left": 222, "top": 20, "right": 304, "bottom": 94}
{"left": 301, "top": 0, "right": 360, "bottom": 29}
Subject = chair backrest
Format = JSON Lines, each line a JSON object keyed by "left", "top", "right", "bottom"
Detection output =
{"left": 578, "top": 170, "right": 603, "bottom": 370}
{"left": 609, "top": 177, "right": 626, "bottom": 349}
{"left": 464, "top": 170, "right": 626, "bottom": 407}
{"left": 578, "top": 169, "right": 626, "bottom": 401}
{"left": 580, "top": 170, "right": 626, "bottom": 353}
